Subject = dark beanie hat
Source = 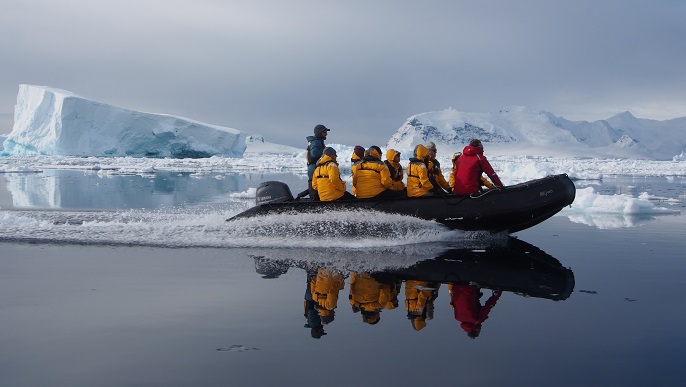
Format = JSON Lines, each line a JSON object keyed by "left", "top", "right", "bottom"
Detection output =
{"left": 323, "top": 147, "right": 337, "bottom": 157}
{"left": 314, "top": 124, "right": 330, "bottom": 136}
{"left": 353, "top": 145, "right": 365, "bottom": 159}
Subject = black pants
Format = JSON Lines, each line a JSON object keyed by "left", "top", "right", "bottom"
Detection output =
{"left": 308, "top": 180, "right": 320, "bottom": 201}
{"left": 371, "top": 189, "right": 405, "bottom": 199}
{"left": 333, "top": 191, "right": 356, "bottom": 201}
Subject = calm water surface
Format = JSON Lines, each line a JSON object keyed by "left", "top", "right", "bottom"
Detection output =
{"left": 1, "top": 171, "right": 684, "bottom": 386}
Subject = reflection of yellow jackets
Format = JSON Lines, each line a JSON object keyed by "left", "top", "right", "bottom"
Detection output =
{"left": 310, "top": 269, "right": 345, "bottom": 312}
{"left": 352, "top": 148, "right": 397, "bottom": 199}
{"left": 349, "top": 273, "right": 398, "bottom": 311}
{"left": 312, "top": 154, "right": 347, "bottom": 201}
{"left": 405, "top": 280, "right": 436, "bottom": 315}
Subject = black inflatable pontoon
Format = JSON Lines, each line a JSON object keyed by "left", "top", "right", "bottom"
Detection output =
{"left": 228, "top": 174, "right": 576, "bottom": 233}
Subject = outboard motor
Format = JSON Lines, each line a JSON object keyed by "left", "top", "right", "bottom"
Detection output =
{"left": 255, "top": 181, "right": 294, "bottom": 205}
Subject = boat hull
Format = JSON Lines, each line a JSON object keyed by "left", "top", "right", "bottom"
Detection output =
{"left": 228, "top": 174, "right": 576, "bottom": 233}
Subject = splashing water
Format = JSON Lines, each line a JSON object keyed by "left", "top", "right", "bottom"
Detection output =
{"left": 0, "top": 208, "right": 474, "bottom": 248}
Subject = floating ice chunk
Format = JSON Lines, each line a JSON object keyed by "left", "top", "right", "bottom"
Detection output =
{"left": 2, "top": 85, "right": 247, "bottom": 158}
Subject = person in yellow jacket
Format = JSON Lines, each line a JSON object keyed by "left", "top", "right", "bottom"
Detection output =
{"left": 352, "top": 146, "right": 404, "bottom": 199}
{"left": 310, "top": 268, "right": 346, "bottom": 325}
{"left": 424, "top": 141, "right": 451, "bottom": 194}
{"left": 350, "top": 146, "right": 365, "bottom": 196}
{"left": 449, "top": 152, "right": 495, "bottom": 191}
{"left": 405, "top": 280, "right": 440, "bottom": 331}
{"left": 384, "top": 149, "right": 406, "bottom": 191}
{"left": 406, "top": 144, "right": 435, "bottom": 197}
{"left": 304, "top": 269, "right": 327, "bottom": 339}
{"left": 349, "top": 272, "right": 400, "bottom": 325}
{"left": 312, "top": 147, "right": 356, "bottom": 201}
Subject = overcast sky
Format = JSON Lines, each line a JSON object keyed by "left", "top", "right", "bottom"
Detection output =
{"left": 1, "top": 0, "right": 685, "bottom": 147}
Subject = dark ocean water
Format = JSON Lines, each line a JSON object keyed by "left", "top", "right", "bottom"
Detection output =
{"left": 1, "top": 172, "right": 684, "bottom": 386}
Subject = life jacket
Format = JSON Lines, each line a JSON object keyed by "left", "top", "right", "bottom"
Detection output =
{"left": 312, "top": 154, "right": 347, "bottom": 201}
{"left": 353, "top": 148, "right": 395, "bottom": 198}
{"left": 384, "top": 149, "right": 403, "bottom": 181}
{"left": 406, "top": 144, "right": 433, "bottom": 197}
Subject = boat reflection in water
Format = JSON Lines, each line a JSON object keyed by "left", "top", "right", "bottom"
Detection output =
{"left": 251, "top": 237, "right": 574, "bottom": 339}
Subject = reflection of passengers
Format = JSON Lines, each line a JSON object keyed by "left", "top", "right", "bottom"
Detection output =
{"left": 450, "top": 283, "right": 501, "bottom": 339}
{"left": 405, "top": 280, "right": 440, "bottom": 331}
{"left": 304, "top": 269, "right": 327, "bottom": 339}
{"left": 353, "top": 146, "right": 404, "bottom": 199}
{"left": 349, "top": 272, "right": 400, "bottom": 325}
{"left": 310, "top": 268, "right": 346, "bottom": 325}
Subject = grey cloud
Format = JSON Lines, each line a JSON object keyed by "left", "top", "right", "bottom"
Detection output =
{"left": 1, "top": 0, "right": 685, "bottom": 147}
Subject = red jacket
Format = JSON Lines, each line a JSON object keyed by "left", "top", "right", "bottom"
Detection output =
{"left": 451, "top": 285, "right": 500, "bottom": 334}
{"left": 452, "top": 145, "right": 503, "bottom": 195}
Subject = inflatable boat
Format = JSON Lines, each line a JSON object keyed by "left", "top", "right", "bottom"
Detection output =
{"left": 228, "top": 174, "right": 576, "bottom": 233}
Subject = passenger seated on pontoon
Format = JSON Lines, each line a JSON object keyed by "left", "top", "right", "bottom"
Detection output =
{"left": 453, "top": 139, "right": 503, "bottom": 195}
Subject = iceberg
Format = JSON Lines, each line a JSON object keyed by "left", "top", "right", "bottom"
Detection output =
{"left": 1, "top": 85, "right": 247, "bottom": 158}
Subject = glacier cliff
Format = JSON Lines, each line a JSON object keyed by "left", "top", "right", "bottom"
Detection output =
{"left": 2, "top": 85, "right": 247, "bottom": 158}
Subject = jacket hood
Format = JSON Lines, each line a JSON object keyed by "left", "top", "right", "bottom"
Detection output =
{"left": 351, "top": 152, "right": 362, "bottom": 162}
{"left": 412, "top": 317, "right": 427, "bottom": 331}
{"left": 462, "top": 145, "right": 484, "bottom": 156}
{"left": 413, "top": 144, "right": 430, "bottom": 160}
{"left": 317, "top": 154, "right": 336, "bottom": 165}
{"left": 364, "top": 147, "right": 381, "bottom": 160}
{"left": 306, "top": 135, "right": 318, "bottom": 142}
{"left": 386, "top": 149, "right": 401, "bottom": 163}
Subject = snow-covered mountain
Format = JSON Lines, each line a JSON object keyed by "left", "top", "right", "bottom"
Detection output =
{"left": 387, "top": 106, "right": 686, "bottom": 160}
{"left": 1, "top": 85, "right": 247, "bottom": 158}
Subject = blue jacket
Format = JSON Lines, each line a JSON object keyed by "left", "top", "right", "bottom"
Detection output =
{"left": 306, "top": 135, "right": 325, "bottom": 179}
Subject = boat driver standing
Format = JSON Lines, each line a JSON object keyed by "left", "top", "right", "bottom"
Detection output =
{"left": 306, "top": 124, "right": 330, "bottom": 201}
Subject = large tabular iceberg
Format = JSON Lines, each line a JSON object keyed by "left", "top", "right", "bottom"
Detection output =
{"left": 2, "top": 85, "right": 247, "bottom": 158}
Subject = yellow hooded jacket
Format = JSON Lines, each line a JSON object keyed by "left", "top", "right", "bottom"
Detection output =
{"left": 406, "top": 144, "right": 434, "bottom": 197}
{"left": 349, "top": 272, "right": 398, "bottom": 312}
{"left": 310, "top": 269, "right": 345, "bottom": 312}
{"left": 385, "top": 149, "right": 406, "bottom": 191}
{"left": 352, "top": 148, "right": 397, "bottom": 199}
{"left": 405, "top": 280, "right": 437, "bottom": 315}
{"left": 350, "top": 152, "right": 363, "bottom": 196}
{"left": 428, "top": 159, "right": 451, "bottom": 192}
{"left": 312, "top": 154, "right": 348, "bottom": 201}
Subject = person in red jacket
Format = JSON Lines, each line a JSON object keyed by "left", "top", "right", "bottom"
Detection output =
{"left": 453, "top": 139, "right": 503, "bottom": 195}
{"left": 450, "top": 283, "right": 501, "bottom": 339}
